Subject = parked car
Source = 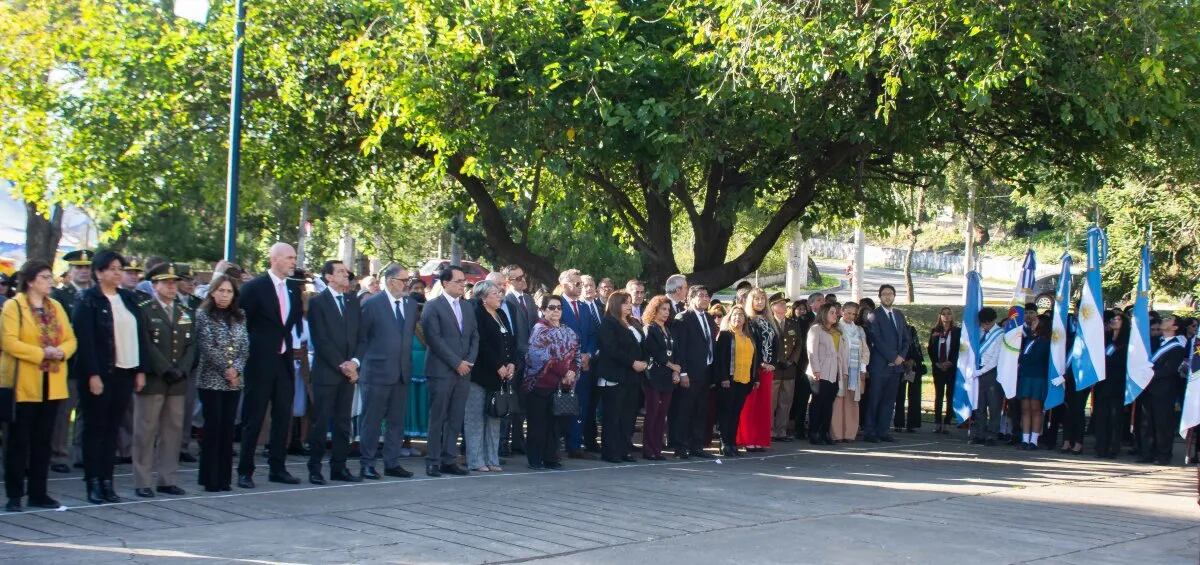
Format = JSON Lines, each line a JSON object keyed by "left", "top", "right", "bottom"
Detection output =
{"left": 418, "top": 259, "right": 490, "bottom": 287}
{"left": 1032, "top": 272, "right": 1084, "bottom": 312}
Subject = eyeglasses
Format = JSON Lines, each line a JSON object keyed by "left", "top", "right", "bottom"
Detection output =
{"left": 544, "top": 305, "right": 562, "bottom": 311}
{"left": 510, "top": 275, "right": 526, "bottom": 281}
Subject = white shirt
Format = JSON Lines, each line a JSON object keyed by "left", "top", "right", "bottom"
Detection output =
{"left": 598, "top": 325, "right": 644, "bottom": 387}
{"left": 978, "top": 325, "right": 1003, "bottom": 373}
{"left": 107, "top": 292, "right": 139, "bottom": 369}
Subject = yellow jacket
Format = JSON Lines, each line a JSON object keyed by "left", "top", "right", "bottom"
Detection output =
{"left": 0, "top": 294, "right": 77, "bottom": 402}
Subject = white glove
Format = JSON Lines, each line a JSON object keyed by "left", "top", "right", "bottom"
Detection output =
{"left": 1051, "top": 376, "right": 1065, "bottom": 386}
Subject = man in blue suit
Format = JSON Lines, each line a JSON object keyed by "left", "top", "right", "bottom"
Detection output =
{"left": 558, "top": 269, "right": 597, "bottom": 458}
{"left": 864, "top": 284, "right": 911, "bottom": 442}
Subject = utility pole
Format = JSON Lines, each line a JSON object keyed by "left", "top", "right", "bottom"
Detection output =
{"left": 222, "top": 0, "right": 246, "bottom": 261}
{"left": 852, "top": 217, "right": 865, "bottom": 301}
{"left": 964, "top": 182, "right": 977, "bottom": 273}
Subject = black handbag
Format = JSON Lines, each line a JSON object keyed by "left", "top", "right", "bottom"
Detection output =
{"left": 485, "top": 381, "right": 516, "bottom": 418}
{"left": 551, "top": 387, "right": 579, "bottom": 417}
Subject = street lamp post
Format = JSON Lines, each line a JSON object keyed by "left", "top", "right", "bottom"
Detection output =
{"left": 222, "top": 0, "right": 246, "bottom": 262}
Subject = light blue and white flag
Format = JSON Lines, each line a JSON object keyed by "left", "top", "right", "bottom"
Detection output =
{"left": 996, "top": 249, "right": 1036, "bottom": 399}
{"left": 1125, "top": 239, "right": 1154, "bottom": 404}
{"left": 1179, "top": 337, "right": 1200, "bottom": 438}
{"left": 953, "top": 271, "right": 983, "bottom": 423}
{"left": 1071, "top": 226, "right": 1108, "bottom": 390}
{"left": 1045, "top": 251, "right": 1073, "bottom": 410}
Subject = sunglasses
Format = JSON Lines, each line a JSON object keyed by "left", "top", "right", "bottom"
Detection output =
{"left": 544, "top": 305, "right": 563, "bottom": 311}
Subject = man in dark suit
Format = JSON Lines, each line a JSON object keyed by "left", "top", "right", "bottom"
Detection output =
{"left": 304, "top": 260, "right": 363, "bottom": 484}
{"left": 500, "top": 265, "right": 537, "bottom": 454}
{"left": 236, "top": 242, "right": 304, "bottom": 487}
{"left": 420, "top": 266, "right": 479, "bottom": 476}
{"left": 596, "top": 278, "right": 615, "bottom": 309}
{"left": 672, "top": 285, "right": 717, "bottom": 458}
{"left": 580, "top": 275, "right": 604, "bottom": 326}
{"left": 626, "top": 279, "right": 647, "bottom": 320}
{"left": 863, "top": 284, "right": 911, "bottom": 443}
{"left": 353, "top": 263, "right": 417, "bottom": 479}
{"left": 559, "top": 269, "right": 598, "bottom": 458}
{"left": 665, "top": 274, "right": 689, "bottom": 318}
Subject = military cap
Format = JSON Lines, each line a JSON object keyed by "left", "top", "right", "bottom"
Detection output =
{"left": 288, "top": 269, "right": 312, "bottom": 283}
{"left": 123, "top": 258, "right": 144, "bottom": 273}
{"left": 173, "top": 263, "right": 194, "bottom": 280}
{"left": 62, "top": 249, "right": 94, "bottom": 266}
{"left": 768, "top": 291, "right": 789, "bottom": 306}
{"left": 147, "top": 262, "right": 181, "bottom": 282}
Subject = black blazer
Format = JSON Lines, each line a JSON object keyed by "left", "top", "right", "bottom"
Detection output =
{"left": 594, "top": 315, "right": 646, "bottom": 385}
{"left": 72, "top": 286, "right": 144, "bottom": 380}
{"left": 306, "top": 289, "right": 361, "bottom": 387}
{"left": 238, "top": 273, "right": 303, "bottom": 381}
{"left": 643, "top": 324, "right": 676, "bottom": 392}
{"left": 714, "top": 330, "right": 760, "bottom": 386}
{"left": 673, "top": 309, "right": 716, "bottom": 383}
{"left": 471, "top": 304, "right": 517, "bottom": 391}
{"left": 926, "top": 325, "right": 961, "bottom": 375}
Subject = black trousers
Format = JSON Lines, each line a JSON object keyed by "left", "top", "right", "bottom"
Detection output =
{"left": 792, "top": 373, "right": 812, "bottom": 436}
{"left": 79, "top": 369, "right": 135, "bottom": 481}
{"left": 198, "top": 388, "right": 239, "bottom": 490}
{"left": 583, "top": 381, "right": 600, "bottom": 451}
{"left": 1062, "top": 377, "right": 1089, "bottom": 445}
{"left": 238, "top": 354, "right": 294, "bottom": 475}
{"left": 524, "top": 389, "right": 560, "bottom": 466}
{"left": 307, "top": 379, "right": 354, "bottom": 474}
{"left": 600, "top": 380, "right": 638, "bottom": 461}
{"left": 1093, "top": 392, "right": 1124, "bottom": 455}
{"left": 894, "top": 376, "right": 922, "bottom": 430}
{"left": 670, "top": 372, "right": 711, "bottom": 453}
{"left": 808, "top": 379, "right": 838, "bottom": 438}
{"left": 5, "top": 397, "right": 61, "bottom": 500}
{"left": 1137, "top": 378, "right": 1175, "bottom": 461}
{"left": 932, "top": 370, "right": 955, "bottom": 425}
{"left": 717, "top": 382, "right": 751, "bottom": 448}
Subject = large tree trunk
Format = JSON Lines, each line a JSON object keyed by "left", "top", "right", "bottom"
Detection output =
{"left": 902, "top": 186, "right": 927, "bottom": 304}
{"left": 25, "top": 202, "right": 63, "bottom": 265}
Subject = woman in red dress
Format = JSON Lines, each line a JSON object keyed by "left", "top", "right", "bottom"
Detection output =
{"left": 737, "top": 288, "right": 782, "bottom": 451}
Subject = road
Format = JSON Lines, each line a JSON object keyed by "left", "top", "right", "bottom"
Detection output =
{"left": 1, "top": 432, "right": 1195, "bottom": 564}
{"left": 813, "top": 259, "right": 1012, "bottom": 305}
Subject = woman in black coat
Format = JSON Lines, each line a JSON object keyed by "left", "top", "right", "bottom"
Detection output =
{"left": 593, "top": 291, "right": 647, "bottom": 464}
{"left": 466, "top": 281, "right": 517, "bottom": 472}
{"left": 640, "top": 296, "right": 681, "bottom": 460}
{"left": 714, "top": 307, "right": 760, "bottom": 457}
{"left": 926, "top": 307, "right": 960, "bottom": 433}
{"left": 1093, "top": 310, "right": 1129, "bottom": 458}
{"left": 71, "top": 251, "right": 144, "bottom": 504}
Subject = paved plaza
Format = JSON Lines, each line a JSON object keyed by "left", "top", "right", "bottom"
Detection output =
{"left": 0, "top": 433, "right": 1196, "bottom": 564}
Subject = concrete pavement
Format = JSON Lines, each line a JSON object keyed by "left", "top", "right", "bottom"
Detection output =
{"left": 1, "top": 433, "right": 1195, "bottom": 564}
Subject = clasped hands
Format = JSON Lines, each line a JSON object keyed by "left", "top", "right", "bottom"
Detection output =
{"left": 339, "top": 360, "right": 359, "bottom": 383}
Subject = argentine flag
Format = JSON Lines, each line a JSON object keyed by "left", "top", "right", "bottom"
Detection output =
{"left": 1045, "top": 252, "right": 1073, "bottom": 410}
{"left": 953, "top": 271, "right": 983, "bottom": 423}
{"left": 1180, "top": 337, "right": 1200, "bottom": 438}
{"left": 996, "top": 249, "right": 1035, "bottom": 399}
{"left": 1125, "top": 240, "right": 1154, "bottom": 404}
{"left": 1071, "top": 226, "right": 1108, "bottom": 390}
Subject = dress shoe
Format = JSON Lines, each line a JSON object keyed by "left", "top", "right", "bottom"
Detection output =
{"left": 87, "top": 478, "right": 106, "bottom": 504}
{"left": 864, "top": 435, "right": 880, "bottom": 443}
{"left": 157, "top": 485, "right": 186, "bottom": 496}
{"left": 331, "top": 469, "right": 363, "bottom": 482}
{"left": 309, "top": 473, "right": 327, "bottom": 485}
{"left": 777, "top": 436, "right": 794, "bottom": 443}
{"left": 384, "top": 466, "right": 413, "bottom": 478}
{"left": 237, "top": 475, "right": 255, "bottom": 489}
{"left": 545, "top": 461, "right": 564, "bottom": 470}
{"left": 268, "top": 471, "right": 301, "bottom": 485}
{"left": 425, "top": 465, "right": 442, "bottom": 477}
{"left": 179, "top": 452, "right": 197, "bottom": 463}
{"left": 101, "top": 480, "right": 122, "bottom": 503}
{"left": 567, "top": 450, "right": 595, "bottom": 460}
{"left": 440, "top": 464, "right": 469, "bottom": 476}
{"left": 1137, "top": 456, "right": 1156, "bottom": 464}
{"left": 823, "top": 437, "right": 835, "bottom": 446}
{"left": 50, "top": 463, "right": 71, "bottom": 474}
{"left": 5, "top": 498, "right": 22, "bottom": 512}
{"left": 674, "top": 450, "right": 690, "bottom": 459}
{"left": 135, "top": 487, "right": 155, "bottom": 498}
{"left": 621, "top": 455, "right": 637, "bottom": 463}
{"left": 881, "top": 435, "right": 896, "bottom": 442}
{"left": 360, "top": 466, "right": 381, "bottom": 480}
{"left": 528, "top": 463, "right": 546, "bottom": 470}
{"left": 601, "top": 457, "right": 623, "bottom": 464}
{"left": 984, "top": 439, "right": 997, "bottom": 446}
{"left": 287, "top": 445, "right": 311, "bottom": 456}
{"left": 690, "top": 451, "right": 714, "bottom": 459}
{"left": 27, "top": 496, "right": 60, "bottom": 509}
{"left": 1156, "top": 457, "right": 1173, "bottom": 466}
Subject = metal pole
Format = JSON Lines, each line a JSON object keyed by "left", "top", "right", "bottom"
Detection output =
{"left": 223, "top": 0, "right": 246, "bottom": 261}
{"left": 964, "top": 182, "right": 976, "bottom": 273}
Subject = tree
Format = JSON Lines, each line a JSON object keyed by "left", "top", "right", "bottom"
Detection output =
{"left": 336, "top": 0, "right": 1199, "bottom": 289}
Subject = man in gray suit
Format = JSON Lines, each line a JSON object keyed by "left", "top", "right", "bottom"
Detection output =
{"left": 354, "top": 263, "right": 417, "bottom": 480}
{"left": 420, "top": 265, "right": 479, "bottom": 477}
{"left": 864, "top": 284, "right": 912, "bottom": 443}
{"left": 499, "top": 265, "right": 538, "bottom": 454}
{"left": 306, "top": 260, "right": 363, "bottom": 485}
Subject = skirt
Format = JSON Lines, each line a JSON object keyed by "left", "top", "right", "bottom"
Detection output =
{"left": 736, "top": 368, "right": 774, "bottom": 447}
{"left": 405, "top": 376, "right": 430, "bottom": 437}
{"left": 1016, "top": 374, "right": 1047, "bottom": 402}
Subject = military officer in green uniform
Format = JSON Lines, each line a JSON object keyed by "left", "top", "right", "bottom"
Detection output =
{"left": 131, "top": 263, "right": 197, "bottom": 498}
{"left": 770, "top": 292, "right": 803, "bottom": 442}
{"left": 174, "top": 263, "right": 201, "bottom": 462}
{"left": 48, "top": 249, "right": 94, "bottom": 473}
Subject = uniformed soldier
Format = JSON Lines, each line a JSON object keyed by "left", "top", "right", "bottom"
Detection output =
{"left": 48, "top": 249, "right": 94, "bottom": 473}
{"left": 173, "top": 263, "right": 202, "bottom": 462}
{"left": 116, "top": 258, "right": 149, "bottom": 464}
{"left": 769, "top": 292, "right": 802, "bottom": 441}
{"left": 131, "top": 262, "right": 197, "bottom": 497}
{"left": 122, "top": 258, "right": 148, "bottom": 297}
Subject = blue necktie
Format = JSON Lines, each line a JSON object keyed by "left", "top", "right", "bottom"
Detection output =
{"left": 394, "top": 299, "right": 405, "bottom": 331}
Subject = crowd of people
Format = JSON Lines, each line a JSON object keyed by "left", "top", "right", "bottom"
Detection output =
{"left": 1, "top": 245, "right": 1197, "bottom": 513}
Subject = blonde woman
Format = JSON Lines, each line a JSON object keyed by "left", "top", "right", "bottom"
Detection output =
{"left": 806, "top": 303, "right": 847, "bottom": 445}
{"left": 833, "top": 302, "right": 870, "bottom": 442}
{"left": 737, "top": 288, "right": 780, "bottom": 452}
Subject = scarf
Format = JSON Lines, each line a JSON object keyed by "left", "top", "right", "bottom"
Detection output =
{"left": 30, "top": 298, "right": 63, "bottom": 373}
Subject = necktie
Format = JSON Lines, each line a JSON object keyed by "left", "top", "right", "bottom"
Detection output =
{"left": 888, "top": 310, "right": 897, "bottom": 332}
{"left": 451, "top": 298, "right": 462, "bottom": 331}
{"left": 276, "top": 282, "right": 288, "bottom": 353}
{"left": 336, "top": 294, "right": 345, "bottom": 316}
{"left": 164, "top": 302, "right": 174, "bottom": 321}
{"left": 394, "top": 299, "right": 405, "bottom": 331}
{"left": 699, "top": 312, "right": 712, "bottom": 364}
{"left": 570, "top": 299, "right": 579, "bottom": 321}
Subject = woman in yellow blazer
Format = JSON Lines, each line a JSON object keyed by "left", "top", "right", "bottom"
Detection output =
{"left": 2, "top": 260, "right": 77, "bottom": 512}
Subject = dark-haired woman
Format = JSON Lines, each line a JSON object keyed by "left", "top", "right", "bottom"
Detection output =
{"left": 72, "top": 250, "right": 144, "bottom": 504}
{"left": 194, "top": 275, "right": 248, "bottom": 492}
{"left": 927, "top": 308, "right": 960, "bottom": 433}
{"left": 523, "top": 295, "right": 580, "bottom": 469}
{"left": 1016, "top": 314, "right": 1051, "bottom": 450}
{"left": 1091, "top": 310, "right": 1128, "bottom": 458}
{"left": 2, "top": 261, "right": 77, "bottom": 512}
{"left": 594, "top": 291, "right": 647, "bottom": 463}
{"left": 641, "top": 295, "right": 680, "bottom": 460}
